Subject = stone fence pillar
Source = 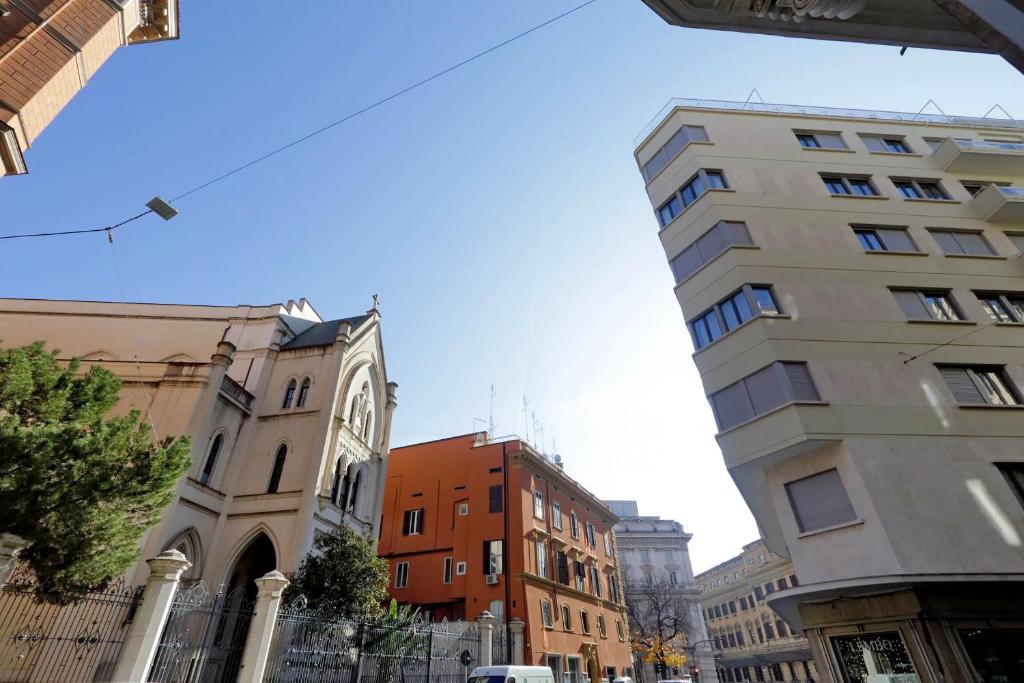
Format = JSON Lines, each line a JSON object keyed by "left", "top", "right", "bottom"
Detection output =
{"left": 477, "top": 610, "right": 495, "bottom": 668}
{"left": 508, "top": 618, "right": 526, "bottom": 666}
{"left": 111, "top": 550, "right": 191, "bottom": 682}
{"left": 237, "top": 570, "right": 289, "bottom": 683}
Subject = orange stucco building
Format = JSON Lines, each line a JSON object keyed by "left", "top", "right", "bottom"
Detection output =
{"left": 379, "top": 433, "right": 633, "bottom": 682}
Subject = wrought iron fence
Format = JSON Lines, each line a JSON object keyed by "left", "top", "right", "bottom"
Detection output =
{"left": 263, "top": 598, "right": 492, "bottom": 683}
{"left": 0, "top": 565, "right": 142, "bottom": 682}
{"left": 491, "top": 621, "right": 509, "bottom": 666}
{"left": 148, "top": 581, "right": 254, "bottom": 683}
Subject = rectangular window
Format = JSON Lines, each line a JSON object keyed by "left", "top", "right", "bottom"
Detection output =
{"left": 484, "top": 539, "right": 504, "bottom": 574}
{"left": 740, "top": 596, "right": 748, "bottom": 610}
{"left": 562, "top": 605, "right": 573, "bottom": 630}
{"left": 574, "top": 560, "right": 586, "bottom": 592}
{"left": 669, "top": 220, "right": 753, "bottom": 284}
{"left": 938, "top": 365, "right": 1020, "bottom": 406}
{"left": 570, "top": 512, "right": 580, "bottom": 538}
{"left": 893, "top": 178, "right": 950, "bottom": 200}
{"left": 603, "top": 532, "right": 612, "bottom": 556}
{"left": 891, "top": 289, "right": 962, "bottom": 321}
{"left": 656, "top": 169, "right": 729, "bottom": 227}
{"left": 822, "top": 174, "right": 878, "bottom": 197}
{"left": 557, "top": 550, "right": 570, "bottom": 585}
{"left": 395, "top": 562, "right": 409, "bottom": 588}
{"left": 714, "top": 605, "right": 722, "bottom": 618}
{"left": 924, "top": 137, "right": 944, "bottom": 153}
{"left": 728, "top": 600, "right": 736, "bottom": 614}
{"left": 754, "top": 585, "right": 764, "bottom": 601}
{"left": 552, "top": 501, "right": 562, "bottom": 529}
{"left": 785, "top": 469, "right": 858, "bottom": 533}
{"left": 639, "top": 549, "right": 650, "bottom": 562}
{"left": 777, "top": 577, "right": 787, "bottom": 590}
{"left": 533, "top": 490, "right": 544, "bottom": 519}
{"left": 862, "top": 135, "right": 912, "bottom": 154}
{"left": 728, "top": 633, "right": 737, "bottom": 647}
{"left": 930, "top": 229, "right": 995, "bottom": 256}
{"left": 795, "top": 131, "right": 846, "bottom": 149}
{"left": 961, "top": 180, "right": 1010, "bottom": 197}
{"left": 764, "top": 623, "right": 776, "bottom": 640}
{"left": 489, "top": 484, "right": 503, "bottom": 513}
{"left": 709, "top": 362, "right": 820, "bottom": 431}
{"left": 975, "top": 292, "right": 1024, "bottom": 323}
{"left": 1007, "top": 233, "right": 1024, "bottom": 253}
{"left": 443, "top": 557, "right": 453, "bottom": 584}
{"left": 580, "top": 611, "right": 591, "bottom": 635}
{"left": 456, "top": 561, "right": 466, "bottom": 575}
{"left": 689, "top": 285, "right": 781, "bottom": 350}
{"left": 764, "top": 582, "right": 775, "bottom": 594}
{"left": 997, "top": 463, "right": 1024, "bottom": 510}
{"left": 585, "top": 522, "right": 597, "bottom": 547}
{"left": 640, "top": 124, "right": 710, "bottom": 182}
{"left": 402, "top": 508, "right": 425, "bottom": 535}
{"left": 853, "top": 226, "right": 918, "bottom": 253}
{"left": 776, "top": 619, "right": 787, "bottom": 638}
{"left": 536, "top": 541, "right": 548, "bottom": 579}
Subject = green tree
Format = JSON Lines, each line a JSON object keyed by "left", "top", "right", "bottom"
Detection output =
{"left": 285, "top": 525, "right": 390, "bottom": 620}
{"left": 0, "top": 342, "right": 191, "bottom": 603}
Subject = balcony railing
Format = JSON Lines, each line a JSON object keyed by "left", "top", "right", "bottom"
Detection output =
{"left": 219, "top": 375, "right": 254, "bottom": 411}
{"left": 999, "top": 186, "right": 1024, "bottom": 197}
{"left": 635, "top": 97, "right": 1023, "bottom": 147}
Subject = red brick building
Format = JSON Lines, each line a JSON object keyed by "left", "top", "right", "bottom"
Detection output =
{"left": 379, "top": 433, "right": 634, "bottom": 682}
{"left": 0, "top": 0, "right": 179, "bottom": 176}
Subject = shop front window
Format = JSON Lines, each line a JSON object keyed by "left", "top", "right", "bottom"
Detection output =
{"left": 831, "top": 632, "right": 920, "bottom": 683}
{"left": 958, "top": 628, "right": 1024, "bottom": 682}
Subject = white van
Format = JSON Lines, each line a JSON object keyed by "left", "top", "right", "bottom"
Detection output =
{"left": 469, "top": 665, "right": 557, "bottom": 683}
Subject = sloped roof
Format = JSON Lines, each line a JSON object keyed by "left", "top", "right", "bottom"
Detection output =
{"left": 280, "top": 314, "right": 371, "bottom": 350}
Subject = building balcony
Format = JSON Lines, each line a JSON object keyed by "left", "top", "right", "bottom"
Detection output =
{"left": 932, "top": 137, "right": 1024, "bottom": 175}
{"left": 219, "top": 375, "right": 254, "bottom": 412}
{"left": 971, "top": 184, "right": 1024, "bottom": 223}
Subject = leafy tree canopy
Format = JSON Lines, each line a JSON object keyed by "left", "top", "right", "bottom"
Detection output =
{"left": 285, "top": 525, "right": 391, "bottom": 621}
{"left": 0, "top": 342, "right": 190, "bottom": 602}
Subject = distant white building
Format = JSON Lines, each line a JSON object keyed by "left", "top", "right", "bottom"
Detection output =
{"left": 604, "top": 501, "right": 717, "bottom": 683}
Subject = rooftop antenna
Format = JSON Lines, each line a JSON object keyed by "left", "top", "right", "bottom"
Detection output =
{"left": 743, "top": 87, "right": 765, "bottom": 109}
{"left": 488, "top": 384, "right": 497, "bottom": 437}
{"left": 521, "top": 395, "right": 530, "bottom": 444}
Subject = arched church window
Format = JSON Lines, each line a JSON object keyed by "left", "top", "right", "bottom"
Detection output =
{"left": 297, "top": 378, "right": 311, "bottom": 407}
{"left": 330, "top": 459, "right": 343, "bottom": 504}
{"left": 200, "top": 433, "right": 223, "bottom": 486}
{"left": 268, "top": 445, "right": 287, "bottom": 493}
{"left": 282, "top": 380, "right": 296, "bottom": 409}
{"left": 349, "top": 467, "right": 362, "bottom": 513}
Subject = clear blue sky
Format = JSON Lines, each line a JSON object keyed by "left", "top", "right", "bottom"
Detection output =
{"left": 2, "top": 1, "right": 1023, "bottom": 572}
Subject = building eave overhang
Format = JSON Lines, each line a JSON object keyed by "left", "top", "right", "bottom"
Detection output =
{"left": 767, "top": 573, "right": 1024, "bottom": 631}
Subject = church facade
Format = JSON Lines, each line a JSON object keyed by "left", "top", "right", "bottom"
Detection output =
{"left": 0, "top": 296, "right": 396, "bottom": 592}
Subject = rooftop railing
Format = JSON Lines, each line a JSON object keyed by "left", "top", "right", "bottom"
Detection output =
{"left": 634, "top": 98, "right": 1023, "bottom": 147}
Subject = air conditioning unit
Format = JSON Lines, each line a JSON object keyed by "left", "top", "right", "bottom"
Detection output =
{"left": 486, "top": 574, "right": 500, "bottom": 585}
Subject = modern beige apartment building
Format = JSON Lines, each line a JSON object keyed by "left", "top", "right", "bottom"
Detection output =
{"left": 639, "top": 1, "right": 1024, "bottom": 73}
{"left": 0, "top": 0, "right": 179, "bottom": 177}
{"left": 697, "top": 540, "right": 817, "bottom": 683}
{"left": 0, "top": 296, "right": 396, "bottom": 593}
{"left": 633, "top": 99, "right": 1024, "bottom": 682}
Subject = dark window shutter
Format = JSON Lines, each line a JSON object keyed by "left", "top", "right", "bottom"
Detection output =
{"left": 892, "top": 290, "right": 930, "bottom": 319}
{"left": 783, "top": 362, "right": 820, "bottom": 401}
{"left": 696, "top": 223, "right": 728, "bottom": 262}
{"left": 416, "top": 509, "right": 425, "bottom": 533}
{"left": 861, "top": 136, "right": 886, "bottom": 152}
{"left": 670, "top": 245, "right": 703, "bottom": 283}
{"left": 483, "top": 541, "right": 490, "bottom": 574}
{"left": 402, "top": 510, "right": 411, "bottom": 535}
{"left": 711, "top": 380, "right": 755, "bottom": 431}
{"left": 489, "top": 485, "right": 503, "bottom": 513}
{"left": 939, "top": 366, "right": 986, "bottom": 404}
{"left": 785, "top": 469, "right": 858, "bottom": 532}
{"left": 953, "top": 232, "right": 993, "bottom": 255}
{"left": 877, "top": 228, "right": 915, "bottom": 252}
{"left": 931, "top": 230, "right": 964, "bottom": 254}
{"left": 744, "top": 364, "right": 788, "bottom": 414}
{"left": 722, "top": 221, "right": 753, "bottom": 246}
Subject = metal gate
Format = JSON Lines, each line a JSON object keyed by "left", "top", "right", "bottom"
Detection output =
{"left": 263, "top": 601, "right": 485, "bottom": 683}
{"left": 148, "top": 581, "right": 254, "bottom": 683}
{"left": 0, "top": 566, "right": 141, "bottom": 682}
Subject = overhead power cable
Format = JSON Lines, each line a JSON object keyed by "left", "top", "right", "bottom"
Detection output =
{"left": 0, "top": 0, "right": 599, "bottom": 242}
